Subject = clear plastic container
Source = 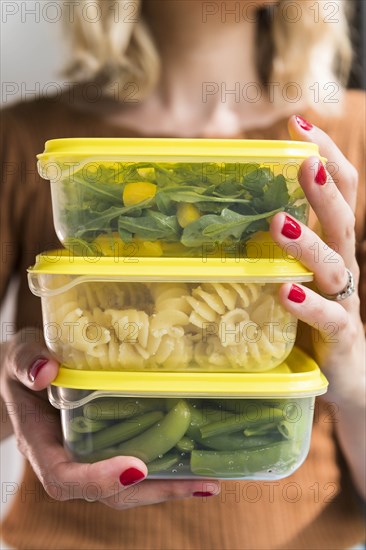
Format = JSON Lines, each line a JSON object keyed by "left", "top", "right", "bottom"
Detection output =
{"left": 36, "top": 138, "right": 323, "bottom": 257}
{"left": 48, "top": 347, "right": 328, "bottom": 479}
{"left": 28, "top": 247, "right": 313, "bottom": 373}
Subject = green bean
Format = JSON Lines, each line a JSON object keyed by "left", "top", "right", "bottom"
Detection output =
{"left": 277, "top": 420, "right": 295, "bottom": 440}
{"left": 200, "top": 406, "right": 284, "bottom": 439}
{"left": 186, "top": 415, "right": 281, "bottom": 451}
{"left": 199, "top": 433, "right": 281, "bottom": 451}
{"left": 166, "top": 399, "right": 204, "bottom": 413}
{"left": 243, "top": 422, "right": 277, "bottom": 437}
{"left": 147, "top": 453, "right": 180, "bottom": 474}
{"left": 187, "top": 403, "right": 229, "bottom": 427}
{"left": 199, "top": 416, "right": 253, "bottom": 439}
{"left": 70, "top": 416, "right": 108, "bottom": 433}
{"left": 75, "top": 411, "right": 164, "bottom": 452}
{"left": 118, "top": 400, "right": 191, "bottom": 463}
{"left": 83, "top": 398, "right": 163, "bottom": 420}
{"left": 185, "top": 402, "right": 233, "bottom": 441}
{"left": 190, "top": 441, "right": 297, "bottom": 477}
{"left": 73, "top": 447, "right": 121, "bottom": 463}
{"left": 66, "top": 425, "right": 83, "bottom": 443}
{"left": 165, "top": 398, "right": 181, "bottom": 411}
{"left": 212, "top": 399, "right": 286, "bottom": 421}
{"left": 185, "top": 405, "right": 229, "bottom": 443}
{"left": 211, "top": 398, "right": 268, "bottom": 414}
{"left": 175, "top": 436, "right": 195, "bottom": 452}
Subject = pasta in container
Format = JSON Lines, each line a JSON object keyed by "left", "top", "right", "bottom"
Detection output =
{"left": 28, "top": 245, "right": 313, "bottom": 373}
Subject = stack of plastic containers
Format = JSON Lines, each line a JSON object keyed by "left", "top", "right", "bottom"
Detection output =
{"left": 29, "top": 138, "right": 328, "bottom": 480}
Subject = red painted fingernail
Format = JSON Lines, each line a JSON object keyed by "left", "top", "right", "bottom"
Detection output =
{"left": 281, "top": 215, "right": 301, "bottom": 239}
{"left": 119, "top": 468, "right": 145, "bottom": 486}
{"left": 28, "top": 357, "right": 49, "bottom": 382}
{"left": 315, "top": 162, "right": 327, "bottom": 185}
{"left": 295, "top": 115, "right": 313, "bottom": 131}
{"left": 193, "top": 491, "right": 215, "bottom": 497}
{"left": 288, "top": 284, "right": 306, "bottom": 303}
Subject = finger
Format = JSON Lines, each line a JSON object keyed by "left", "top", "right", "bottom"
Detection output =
{"left": 2, "top": 372, "right": 148, "bottom": 501}
{"left": 8, "top": 407, "right": 148, "bottom": 501}
{"left": 297, "top": 156, "right": 356, "bottom": 267}
{"left": 101, "top": 479, "right": 221, "bottom": 510}
{"left": 49, "top": 456, "right": 149, "bottom": 501}
{"left": 279, "top": 283, "right": 350, "bottom": 342}
{"left": 7, "top": 329, "right": 59, "bottom": 391}
{"left": 288, "top": 115, "right": 359, "bottom": 211}
{"left": 270, "top": 212, "right": 353, "bottom": 298}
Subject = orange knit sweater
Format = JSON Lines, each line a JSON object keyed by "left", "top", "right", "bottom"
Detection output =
{"left": 1, "top": 90, "right": 365, "bottom": 550}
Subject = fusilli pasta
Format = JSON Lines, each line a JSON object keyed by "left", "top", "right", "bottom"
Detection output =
{"left": 47, "top": 279, "right": 294, "bottom": 372}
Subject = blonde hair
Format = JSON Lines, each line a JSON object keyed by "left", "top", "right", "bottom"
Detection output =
{"left": 63, "top": 0, "right": 353, "bottom": 111}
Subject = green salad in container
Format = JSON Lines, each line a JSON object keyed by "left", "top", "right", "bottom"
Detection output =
{"left": 56, "top": 161, "right": 308, "bottom": 257}
{"left": 37, "top": 138, "right": 322, "bottom": 257}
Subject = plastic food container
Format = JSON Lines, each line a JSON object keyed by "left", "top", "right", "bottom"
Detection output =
{"left": 28, "top": 246, "right": 313, "bottom": 373}
{"left": 36, "top": 138, "right": 323, "bottom": 257}
{"left": 48, "top": 347, "right": 328, "bottom": 479}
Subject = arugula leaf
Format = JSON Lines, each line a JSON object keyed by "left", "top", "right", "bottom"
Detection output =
{"left": 156, "top": 186, "right": 250, "bottom": 204}
{"left": 242, "top": 167, "right": 273, "bottom": 197}
{"left": 117, "top": 223, "right": 133, "bottom": 242}
{"left": 253, "top": 175, "right": 290, "bottom": 213}
{"left": 118, "top": 210, "right": 181, "bottom": 241}
{"left": 181, "top": 207, "right": 282, "bottom": 247}
{"left": 118, "top": 197, "right": 155, "bottom": 216}
{"left": 154, "top": 165, "right": 178, "bottom": 187}
{"left": 285, "top": 203, "right": 308, "bottom": 224}
{"left": 71, "top": 174, "right": 124, "bottom": 201}
{"left": 211, "top": 180, "right": 246, "bottom": 198}
{"left": 75, "top": 206, "right": 126, "bottom": 237}
{"left": 63, "top": 237, "right": 101, "bottom": 256}
{"left": 155, "top": 190, "right": 176, "bottom": 215}
{"left": 288, "top": 186, "right": 306, "bottom": 202}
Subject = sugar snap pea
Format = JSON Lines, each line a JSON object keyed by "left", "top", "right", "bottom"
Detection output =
{"left": 185, "top": 404, "right": 230, "bottom": 443}
{"left": 176, "top": 436, "right": 195, "bottom": 452}
{"left": 243, "top": 422, "right": 277, "bottom": 437}
{"left": 200, "top": 406, "right": 284, "bottom": 439}
{"left": 190, "top": 440, "right": 297, "bottom": 477}
{"left": 212, "top": 399, "right": 288, "bottom": 421}
{"left": 211, "top": 398, "right": 269, "bottom": 414}
{"left": 73, "top": 446, "right": 121, "bottom": 463}
{"left": 70, "top": 416, "right": 108, "bottom": 433}
{"left": 196, "top": 432, "right": 281, "bottom": 451}
{"left": 147, "top": 453, "right": 180, "bottom": 474}
{"left": 118, "top": 399, "right": 191, "bottom": 463}
{"left": 187, "top": 402, "right": 229, "bottom": 427}
{"left": 83, "top": 398, "right": 163, "bottom": 420}
{"left": 277, "top": 420, "right": 295, "bottom": 439}
{"left": 81, "top": 411, "right": 165, "bottom": 451}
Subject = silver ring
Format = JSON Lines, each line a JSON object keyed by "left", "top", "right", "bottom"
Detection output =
{"left": 321, "top": 268, "right": 355, "bottom": 301}
{"left": 84, "top": 496, "right": 97, "bottom": 503}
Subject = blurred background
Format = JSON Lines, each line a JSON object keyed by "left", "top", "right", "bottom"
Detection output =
{"left": 0, "top": 1, "right": 365, "bottom": 548}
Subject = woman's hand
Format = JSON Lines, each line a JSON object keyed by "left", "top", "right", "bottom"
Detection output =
{"left": 269, "top": 115, "right": 365, "bottom": 499}
{"left": 0, "top": 330, "right": 220, "bottom": 508}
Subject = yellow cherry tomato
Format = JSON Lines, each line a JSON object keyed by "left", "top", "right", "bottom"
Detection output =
{"left": 177, "top": 203, "right": 201, "bottom": 228}
{"left": 123, "top": 182, "right": 157, "bottom": 206}
{"left": 93, "top": 232, "right": 125, "bottom": 256}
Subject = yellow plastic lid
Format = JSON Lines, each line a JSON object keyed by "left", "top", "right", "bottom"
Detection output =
{"left": 28, "top": 240, "right": 312, "bottom": 294}
{"left": 49, "top": 348, "right": 328, "bottom": 401}
{"left": 37, "top": 138, "right": 322, "bottom": 163}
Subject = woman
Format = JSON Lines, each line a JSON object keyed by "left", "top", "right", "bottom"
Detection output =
{"left": 1, "top": 1, "right": 365, "bottom": 548}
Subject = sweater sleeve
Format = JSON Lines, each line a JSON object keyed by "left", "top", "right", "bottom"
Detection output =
{"left": 0, "top": 109, "right": 26, "bottom": 301}
{"left": 0, "top": 103, "right": 61, "bottom": 331}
